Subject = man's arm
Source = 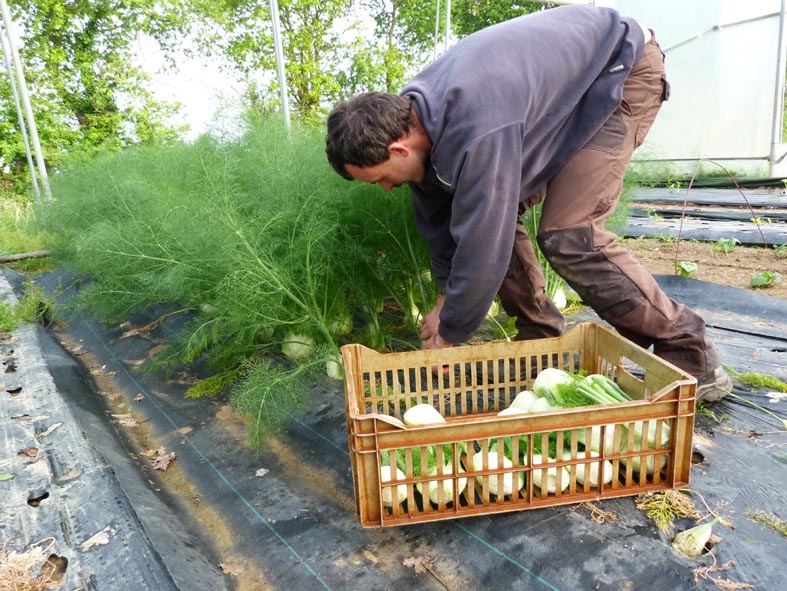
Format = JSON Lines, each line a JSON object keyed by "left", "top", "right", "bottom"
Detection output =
{"left": 410, "top": 183, "right": 455, "bottom": 291}
{"left": 434, "top": 126, "right": 525, "bottom": 345}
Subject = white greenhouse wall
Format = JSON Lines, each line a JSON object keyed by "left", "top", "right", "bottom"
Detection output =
{"left": 593, "top": 0, "right": 786, "bottom": 175}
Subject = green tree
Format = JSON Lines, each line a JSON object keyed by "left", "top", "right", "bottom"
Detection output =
{"left": 450, "top": 1, "right": 555, "bottom": 38}
{"left": 0, "top": 0, "right": 190, "bottom": 192}
{"left": 194, "top": 0, "right": 352, "bottom": 122}
{"left": 344, "top": 0, "right": 437, "bottom": 93}
{"left": 343, "top": 0, "right": 556, "bottom": 97}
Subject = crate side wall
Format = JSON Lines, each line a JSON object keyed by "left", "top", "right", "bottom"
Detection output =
{"left": 342, "top": 324, "right": 696, "bottom": 527}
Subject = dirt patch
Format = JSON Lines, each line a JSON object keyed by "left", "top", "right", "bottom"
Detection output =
{"left": 621, "top": 237, "right": 787, "bottom": 300}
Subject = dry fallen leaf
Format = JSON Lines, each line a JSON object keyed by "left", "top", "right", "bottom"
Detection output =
{"left": 152, "top": 452, "right": 176, "bottom": 471}
{"left": 141, "top": 447, "right": 167, "bottom": 458}
{"left": 571, "top": 501, "right": 619, "bottom": 524}
{"left": 133, "top": 394, "right": 145, "bottom": 402}
{"left": 120, "top": 315, "right": 167, "bottom": 339}
{"left": 18, "top": 447, "right": 38, "bottom": 458}
{"left": 402, "top": 555, "right": 450, "bottom": 590}
{"left": 80, "top": 526, "right": 116, "bottom": 552}
{"left": 112, "top": 413, "right": 139, "bottom": 428}
{"left": 218, "top": 563, "right": 243, "bottom": 577}
{"left": 148, "top": 344, "right": 167, "bottom": 358}
{"left": 11, "top": 414, "right": 49, "bottom": 424}
{"left": 178, "top": 427, "right": 193, "bottom": 435}
{"left": 56, "top": 467, "right": 81, "bottom": 482}
{"left": 37, "top": 422, "right": 63, "bottom": 438}
{"left": 402, "top": 555, "right": 435, "bottom": 575}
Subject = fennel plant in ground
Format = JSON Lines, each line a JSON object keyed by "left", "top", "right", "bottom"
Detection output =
{"left": 336, "top": 184, "right": 434, "bottom": 346}
{"left": 39, "top": 117, "right": 434, "bottom": 445}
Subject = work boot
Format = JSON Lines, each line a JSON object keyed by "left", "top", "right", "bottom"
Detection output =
{"left": 696, "top": 366, "right": 733, "bottom": 402}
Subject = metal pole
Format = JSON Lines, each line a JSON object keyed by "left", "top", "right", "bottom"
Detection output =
{"left": 268, "top": 0, "right": 290, "bottom": 129}
{"left": 770, "top": 0, "right": 787, "bottom": 176}
{"left": 433, "top": 0, "right": 441, "bottom": 61}
{"left": 0, "top": 20, "right": 40, "bottom": 203}
{"left": 0, "top": 0, "right": 52, "bottom": 201}
{"left": 444, "top": 0, "right": 451, "bottom": 53}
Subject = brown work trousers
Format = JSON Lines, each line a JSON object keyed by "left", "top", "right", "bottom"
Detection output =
{"left": 497, "top": 34, "right": 720, "bottom": 377}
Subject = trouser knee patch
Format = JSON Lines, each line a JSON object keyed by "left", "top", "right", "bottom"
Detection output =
{"left": 536, "top": 227, "right": 640, "bottom": 316}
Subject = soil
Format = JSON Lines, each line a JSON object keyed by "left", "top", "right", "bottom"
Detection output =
{"left": 620, "top": 237, "right": 787, "bottom": 301}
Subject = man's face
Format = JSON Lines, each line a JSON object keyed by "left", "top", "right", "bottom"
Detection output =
{"left": 344, "top": 143, "right": 425, "bottom": 191}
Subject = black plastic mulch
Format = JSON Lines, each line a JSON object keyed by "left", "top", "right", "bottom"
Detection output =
{"left": 4, "top": 268, "right": 782, "bottom": 591}
{"left": 623, "top": 187, "right": 787, "bottom": 245}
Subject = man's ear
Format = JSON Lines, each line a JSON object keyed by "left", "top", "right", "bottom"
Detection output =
{"left": 388, "top": 141, "right": 409, "bottom": 157}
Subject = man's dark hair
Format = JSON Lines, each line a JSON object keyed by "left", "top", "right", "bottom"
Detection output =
{"left": 325, "top": 92, "right": 415, "bottom": 179}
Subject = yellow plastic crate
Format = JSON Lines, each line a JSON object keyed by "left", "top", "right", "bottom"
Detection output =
{"left": 341, "top": 323, "right": 696, "bottom": 527}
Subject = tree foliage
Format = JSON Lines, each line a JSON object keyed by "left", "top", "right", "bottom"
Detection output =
{"left": 191, "top": 0, "right": 553, "bottom": 116}
{"left": 450, "top": 1, "right": 555, "bottom": 38}
{"left": 0, "top": 0, "right": 561, "bottom": 195}
{"left": 344, "top": 0, "right": 555, "bottom": 95}
{"left": 338, "top": 0, "right": 437, "bottom": 95}
{"left": 192, "top": 0, "right": 353, "bottom": 122}
{"left": 0, "top": 0, "right": 190, "bottom": 192}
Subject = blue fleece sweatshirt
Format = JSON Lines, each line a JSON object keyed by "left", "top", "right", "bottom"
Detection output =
{"left": 402, "top": 4, "right": 644, "bottom": 344}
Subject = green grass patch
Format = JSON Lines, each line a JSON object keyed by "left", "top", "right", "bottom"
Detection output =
{"left": 734, "top": 371, "right": 787, "bottom": 393}
{"left": 185, "top": 366, "right": 245, "bottom": 399}
{"left": 745, "top": 508, "right": 787, "bottom": 539}
{"left": 0, "top": 197, "right": 51, "bottom": 272}
{"left": 230, "top": 358, "right": 322, "bottom": 449}
{"left": 0, "top": 282, "right": 54, "bottom": 332}
{"left": 0, "top": 302, "right": 15, "bottom": 332}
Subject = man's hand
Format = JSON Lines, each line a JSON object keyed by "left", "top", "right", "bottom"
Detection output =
{"left": 419, "top": 294, "right": 452, "bottom": 373}
{"left": 419, "top": 293, "right": 445, "bottom": 341}
{"left": 423, "top": 331, "right": 453, "bottom": 351}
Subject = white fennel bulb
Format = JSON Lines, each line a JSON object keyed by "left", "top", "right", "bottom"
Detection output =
{"left": 282, "top": 332, "right": 314, "bottom": 360}
{"left": 511, "top": 390, "right": 538, "bottom": 412}
{"left": 402, "top": 404, "right": 446, "bottom": 426}
{"left": 529, "top": 397, "right": 554, "bottom": 413}
{"left": 563, "top": 451, "right": 613, "bottom": 487}
{"left": 531, "top": 454, "right": 570, "bottom": 494}
{"left": 497, "top": 406, "right": 528, "bottom": 417}
{"left": 325, "top": 353, "right": 344, "bottom": 380}
{"left": 532, "top": 368, "right": 573, "bottom": 401}
{"left": 471, "top": 451, "right": 524, "bottom": 496}
{"left": 416, "top": 464, "right": 467, "bottom": 505}
{"left": 551, "top": 287, "right": 567, "bottom": 310}
{"left": 381, "top": 465, "right": 407, "bottom": 507}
